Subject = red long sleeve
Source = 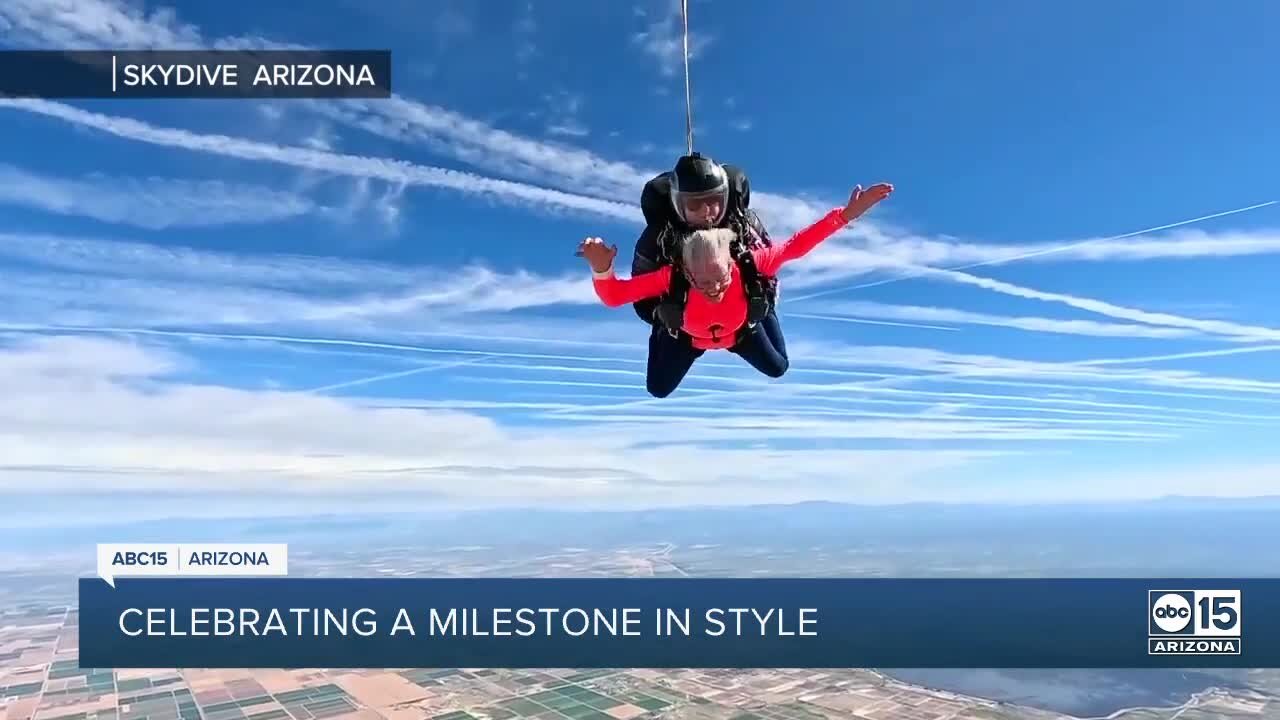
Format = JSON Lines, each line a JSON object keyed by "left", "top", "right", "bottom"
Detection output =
{"left": 592, "top": 264, "right": 674, "bottom": 307}
{"left": 753, "top": 207, "right": 849, "bottom": 276}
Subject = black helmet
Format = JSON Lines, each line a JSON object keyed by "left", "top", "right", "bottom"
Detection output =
{"left": 670, "top": 152, "right": 729, "bottom": 228}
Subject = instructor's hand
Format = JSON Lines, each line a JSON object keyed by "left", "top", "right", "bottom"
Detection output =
{"left": 576, "top": 237, "right": 617, "bottom": 274}
{"left": 842, "top": 182, "right": 894, "bottom": 222}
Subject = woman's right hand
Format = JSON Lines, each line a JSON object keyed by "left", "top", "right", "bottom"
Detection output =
{"left": 576, "top": 236, "right": 617, "bottom": 274}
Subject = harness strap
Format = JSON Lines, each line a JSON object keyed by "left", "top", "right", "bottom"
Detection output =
{"left": 657, "top": 211, "right": 774, "bottom": 344}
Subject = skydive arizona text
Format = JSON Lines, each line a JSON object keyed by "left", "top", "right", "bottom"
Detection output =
{"left": 118, "top": 63, "right": 377, "bottom": 88}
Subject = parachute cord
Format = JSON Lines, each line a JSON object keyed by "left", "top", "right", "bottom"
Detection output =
{"left": 681, "top": 0, "right": 693, "bottom": 154}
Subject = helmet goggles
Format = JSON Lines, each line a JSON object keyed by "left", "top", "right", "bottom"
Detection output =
{"left": 670, "top": 153, "right": 729, "bottom": 229}
{"left": 673, "top": 187, "right": 728, "bottom": 228}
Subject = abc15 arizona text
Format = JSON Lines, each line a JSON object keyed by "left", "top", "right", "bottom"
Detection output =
{"left": 1148, "top": 589, "right": 1241, "bottom": 655}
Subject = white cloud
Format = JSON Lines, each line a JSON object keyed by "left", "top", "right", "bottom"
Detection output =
{"left": 541, "top": 90, "right": 589, "bottom": 138}
{"left": 0, "top": 163, "right": 318, "bottom": 229}
{"left": 0, "top": 229, "right": 419, "bottom": 290}
{"left": 632, "top": 0, "right": 712, "bottom": 75}
{"left": 0, "top": 0, "right": 300, "bottom": 52}
{"left": 0, "top": 229, "right": 605, "bottom": 332}
{"left": 965, "top": 460, "right": 1280, "bottom": 503}
{"left": 0, "top": 334, "right": 1014, "bottom": 505}
{"left": 514, "top": 2, "right": 537, "bottom": 68}
{"left": 308, "top": 96, "right": 649, "bottom": 202}
{"left": 300, "top": 123, "right": 339, "bottom": 152}
{"left": 0, "top": 99, "right": 642, "bottom": 225}
{"left": 0, "top": 328, "right": 1273, "bottom": 507}
{"left": 0, "top": 0, "right": 203, "bottom": 49}
{"left": 333, "top": 176, "right": 408, "bottom": 234}
{"left": 547, "top": 122, "right": 590, "bottom": 138}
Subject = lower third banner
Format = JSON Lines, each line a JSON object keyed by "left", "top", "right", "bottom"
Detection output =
{"left": 78, "top": 577, "right": 1279, "bottom": 668}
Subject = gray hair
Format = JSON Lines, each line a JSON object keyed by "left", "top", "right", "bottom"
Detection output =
{"left": 680, "top": 227, "right": 735, "bottom": 273}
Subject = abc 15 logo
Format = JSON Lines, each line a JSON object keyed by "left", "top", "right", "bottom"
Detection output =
{"left": 1148, "top": 590, "right": 1241, "bottom": 637}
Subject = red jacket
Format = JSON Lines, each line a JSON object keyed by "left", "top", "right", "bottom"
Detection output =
{"left": 592, "top": 207, "right": 849, "bottom": 349}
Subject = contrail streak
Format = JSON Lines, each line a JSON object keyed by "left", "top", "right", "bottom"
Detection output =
{"left": 0, "top": 323, "right": 646, "bottom": 366}
{"left": 1077, "top": 344, "right": 1280, "bottom": 366}
{"left": 925, "top": 265, "right": 1280, "bottom": 341}
{"left": 787, "top": 313, "right": 960, "bottom": 331}
{"left": 580, "top": 334, "right": 1280, "bottom": 415}
{"left": 305, "top": 355, "right": 495, "bottom": 393}
{"left": 789, "top": 199, "right": 1279, "bottom": 301}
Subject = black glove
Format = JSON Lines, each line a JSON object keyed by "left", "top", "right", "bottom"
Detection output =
{"left": 653, "top": 302, "right": 684, "bottom": 338}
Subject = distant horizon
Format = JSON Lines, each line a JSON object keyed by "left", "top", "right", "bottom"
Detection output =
{"left": 7, "top": 491, "right": 1280, "bottom": 533}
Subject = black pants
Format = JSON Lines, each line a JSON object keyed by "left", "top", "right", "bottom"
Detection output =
{"left": 646, "top": 311, "right": 789, "bottom": 398}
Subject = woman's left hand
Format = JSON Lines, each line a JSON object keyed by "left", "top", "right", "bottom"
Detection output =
{"left": 842, "top": 182, "right": 894, "bottom": 221}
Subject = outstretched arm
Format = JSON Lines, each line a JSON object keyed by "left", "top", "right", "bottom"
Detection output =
{"left": 754, "top": 183, "right": 893, "bottom": 276}
{"left": 577, "top": 236, "right": 672, "bottom": 307}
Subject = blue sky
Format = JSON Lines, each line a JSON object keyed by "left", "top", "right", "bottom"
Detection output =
{"left": 1, "top": 0, "right": 1279, "bottom": 520}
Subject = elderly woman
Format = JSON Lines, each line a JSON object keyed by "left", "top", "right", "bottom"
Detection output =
{"left": 576, "top": 182, "right": 893, "bottom": 397}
